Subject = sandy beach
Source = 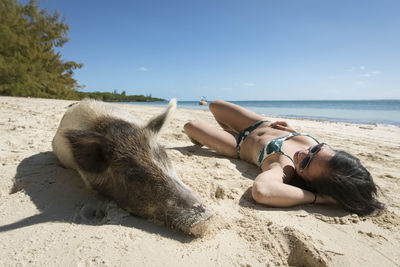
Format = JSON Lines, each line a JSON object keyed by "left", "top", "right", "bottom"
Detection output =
{"left": 1, "top": 96, "right": 399, "bottom": 266}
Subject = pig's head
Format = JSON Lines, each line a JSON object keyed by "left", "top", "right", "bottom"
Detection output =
{"left": 64, "top": 99, "right": 212, "bottom": 236}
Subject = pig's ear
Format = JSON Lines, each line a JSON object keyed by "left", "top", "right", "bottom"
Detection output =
{"left": 145, "top": 98, "right": 176, "bottom": 134}
{"left": 64, "top": 130, "right": 113, "bottom": 173}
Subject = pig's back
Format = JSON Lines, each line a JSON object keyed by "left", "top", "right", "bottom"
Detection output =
{"left": 52, "top": 99, "right": 139, "bottom": 170}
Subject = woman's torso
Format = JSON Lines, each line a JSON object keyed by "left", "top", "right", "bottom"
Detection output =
{"left": 239, "top": 122, "right": 319, "bottom": 172}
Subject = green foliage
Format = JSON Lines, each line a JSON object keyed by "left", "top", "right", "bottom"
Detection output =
{"left": 76, "top": 91, "right": 165, "bottom": 102}
{"left": 0, "top": 0, "right": 83, "bottom": 99}
{"left": 0, "top": 0, "right": 164, "bottom": 102}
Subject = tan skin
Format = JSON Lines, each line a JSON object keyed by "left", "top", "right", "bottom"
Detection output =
{"left": 184, "top": 100, "right": 336, "bottom": 207}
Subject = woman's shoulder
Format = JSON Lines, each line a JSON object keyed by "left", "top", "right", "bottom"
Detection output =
{"left": 261, "top": 158, "right": 297, "bottom": 181}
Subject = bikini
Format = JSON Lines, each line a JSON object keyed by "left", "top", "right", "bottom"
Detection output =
{"left": 236, "top": 120, "right": 320, "bottom": 167}
{"left": 236, "top": 120, "right": 269, "bottom": 158}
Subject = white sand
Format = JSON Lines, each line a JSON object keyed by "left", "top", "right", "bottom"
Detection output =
{"left": 1, "top": 96, "right": 399, "bottom": 266}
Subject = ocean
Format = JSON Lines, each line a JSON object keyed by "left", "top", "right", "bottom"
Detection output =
{"left": 125, "top": 100, "right": 400, "bottom": 126}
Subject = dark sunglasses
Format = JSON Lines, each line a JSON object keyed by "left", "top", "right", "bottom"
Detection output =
{"left": 299, "top": 143, "right": 325, "bottom": 171}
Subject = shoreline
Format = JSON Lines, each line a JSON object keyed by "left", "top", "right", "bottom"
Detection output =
{"left": 178, "top": 106, "right": 400, "bottom": 127}
{"left": 123, "top": 99, "right": 400, "bottom": 127}
{"left": 1, "top": 96, "right": 400, "bottom": 266}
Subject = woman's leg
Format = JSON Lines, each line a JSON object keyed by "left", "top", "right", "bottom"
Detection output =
{"left": 184, "top": 121, "right": 238, "bottom": 158}
{"left": 209, "top": 100, "right": 264, "bottom": 132}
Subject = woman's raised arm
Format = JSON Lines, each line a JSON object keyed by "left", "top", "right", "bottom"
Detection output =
{"left": 251, "top": 165, "right": 333, "bottom": 207}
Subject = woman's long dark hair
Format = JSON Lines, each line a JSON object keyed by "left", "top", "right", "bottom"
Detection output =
{"left": 308, "top": 150, "right": 384, "bottom": 216}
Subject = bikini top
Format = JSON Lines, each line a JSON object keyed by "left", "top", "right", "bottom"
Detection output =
{"left": 258, "top": 133, "right": 320, "bottom": 167}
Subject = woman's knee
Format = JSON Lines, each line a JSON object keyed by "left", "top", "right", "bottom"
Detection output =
{"left": 209, "top": 100, "right": 228, "bottom": 113}
{"left": 184, "top": 121, "right": 206, "bottom": 135}
{"left": 183, "top": 121, "right": 198, "bottom": 133}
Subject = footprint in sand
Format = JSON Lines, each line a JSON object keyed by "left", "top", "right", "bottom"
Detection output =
{"left": 284, "top": 227, "right": 331, "bottom": 267}
{"left": 75, "top": 200, "right": 106, "bottom": 224}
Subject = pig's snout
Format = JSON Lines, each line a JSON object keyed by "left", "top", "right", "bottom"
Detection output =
{"left": 165, "top": 203, "right": 212, "bottom": 237}
{"left": 164, "top": 180, "right": 213, "bottom": 236}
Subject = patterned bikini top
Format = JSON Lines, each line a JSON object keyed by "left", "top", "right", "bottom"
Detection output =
{"left": 258, "top": 133, "right": 320, "bottom": 167}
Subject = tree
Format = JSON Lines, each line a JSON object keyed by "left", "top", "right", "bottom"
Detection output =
{"left": 0, "top": 0, "right": 83, "bottom": 99}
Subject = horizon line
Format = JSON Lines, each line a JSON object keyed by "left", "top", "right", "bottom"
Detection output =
{"left": 174, "top": 98, "right": 400, "bottom": 102}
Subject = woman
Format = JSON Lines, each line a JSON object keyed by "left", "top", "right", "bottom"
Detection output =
{"left": 184, "top": 100, "right": 384, "bottom": 216}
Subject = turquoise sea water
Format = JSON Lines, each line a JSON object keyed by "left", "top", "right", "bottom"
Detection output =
{"left": 125, "top": 100, "right": 400, "bottom": 126}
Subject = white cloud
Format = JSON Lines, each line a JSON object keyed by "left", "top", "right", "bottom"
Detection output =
{"left": 354, "top": 81, "right": 367, "bottom": 86}
{"left": 223, "top": 87, "right": 232, "bottom": 91}
{"left": 360, "top": 70, "right": 381, "bottom": 78}
{"left": 360, "top": 66, "right": 366, "bottom": 70}
{"left": 243, "top": 82, "right": 256, "bottom": 87}
{"left": 139, "top": 67, "right": 148, "bottom": 71}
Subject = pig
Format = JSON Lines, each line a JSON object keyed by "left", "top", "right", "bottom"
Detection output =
{"left": 52, "top": 99, "right": 212, "bottom": 236}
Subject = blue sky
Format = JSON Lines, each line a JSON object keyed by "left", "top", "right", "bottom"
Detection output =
{"left": 40, "top": 0, "right": 400, "bottom": 101}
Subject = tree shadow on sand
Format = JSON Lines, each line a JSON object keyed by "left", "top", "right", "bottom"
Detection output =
{"left": 0, "top": 152, "right": 193, "bottom": 242}
{"left": 172, "top": 145, "right": 348, "bottom": 218}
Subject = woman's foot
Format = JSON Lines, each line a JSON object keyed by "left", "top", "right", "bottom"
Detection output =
{"left": 189, "top": 137, "right": 203, "bottom": 147}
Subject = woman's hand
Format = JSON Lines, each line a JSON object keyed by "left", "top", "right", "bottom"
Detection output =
{"left": 270, "top": 121, "right": 296, "bottom": 133}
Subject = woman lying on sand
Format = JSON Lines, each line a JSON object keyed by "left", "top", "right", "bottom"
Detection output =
{"left": 184, "top": 100, "right": 384, "bottom": 216}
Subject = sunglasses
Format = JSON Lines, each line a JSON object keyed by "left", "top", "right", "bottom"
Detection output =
{"left": 299, "top": 143, "right": 325, "bottom": 171}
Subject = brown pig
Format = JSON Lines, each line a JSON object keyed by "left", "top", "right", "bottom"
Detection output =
{"left": 52, "top": 99, "right": 212, "bottom": 236}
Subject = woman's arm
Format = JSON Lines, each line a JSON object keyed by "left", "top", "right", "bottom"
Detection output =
{"left": 251, "top": 166, "right": 334, "bottom": 207}
{"left": 269, "top": 121, "right": 297, "bottom": 133}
